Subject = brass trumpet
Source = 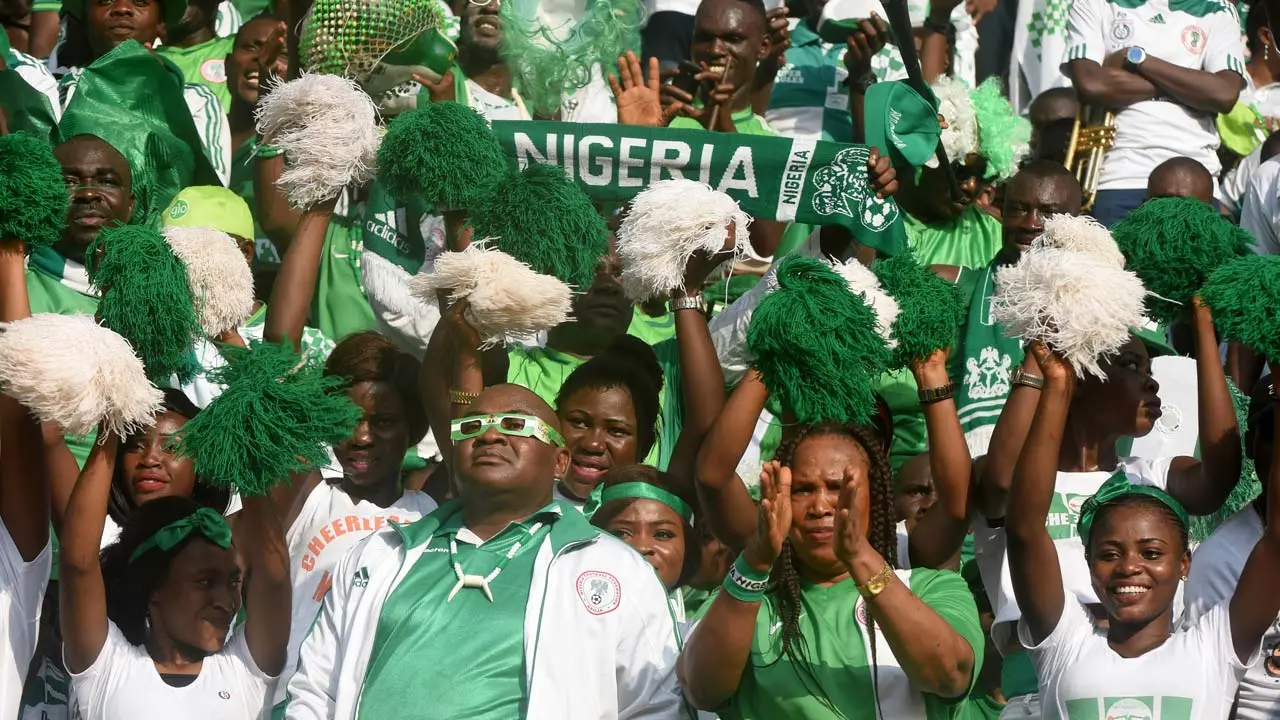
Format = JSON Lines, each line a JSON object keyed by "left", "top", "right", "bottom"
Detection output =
{"left": 1064, "top": 106, "right": 1117, "bottom": 212}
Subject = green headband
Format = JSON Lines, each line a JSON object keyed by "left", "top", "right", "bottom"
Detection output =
{"left": 1076, "top": 472, "right": 1189, "bottom": 545}
{"left": 599, "top": 482, "right": 693, "bottom": 523}
{"left": 127, "top": 507, "right": 233, "bottom": 564}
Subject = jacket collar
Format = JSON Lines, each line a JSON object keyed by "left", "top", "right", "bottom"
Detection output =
{"left": 392, "top": 497, "right": 602, "bottom": 553}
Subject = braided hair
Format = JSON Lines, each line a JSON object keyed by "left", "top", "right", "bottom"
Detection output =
{"left": 766, "top": 421, "right": 897, "bottom": 714}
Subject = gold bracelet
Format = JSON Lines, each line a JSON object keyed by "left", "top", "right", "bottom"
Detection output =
{"left": 856, "top": 562, "right": 896, "bottom": 600}
{"left": 449, "top": 389, "right": 480, "bottom": 405}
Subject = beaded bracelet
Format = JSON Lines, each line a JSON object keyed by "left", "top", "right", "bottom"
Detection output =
{"left": 722, "top": 552, "right": 770, "bottom": 603}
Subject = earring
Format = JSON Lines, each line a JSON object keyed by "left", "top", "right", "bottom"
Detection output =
{"left": 1180, "top": 574, "right": 1188, "bottom": 581}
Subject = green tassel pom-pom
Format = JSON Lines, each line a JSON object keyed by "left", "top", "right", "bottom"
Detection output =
{"left": 467, "top": 163, "right": 609, "bottom": 289}
{"left": 1202, "top": 254, "right": 1280, "bottom": 363}
{"left": 873, "top": 253, "right": 964, "bottom": 369}
{"left": 1111, "top": 196, "right": 1251, "bottom": 325}
{"left": 747, "top": 256, "right": 891, "bottom": 425}
{"left": 376, "top": 102, "right": 509, "bottom": 210}
{"left": 0, "top": 132, "right": 69, "bottom": 250}
{"left": 173, "top": 341, "right": 362, "bottom": 497}
{"left": 88, "top": 225, "right": 201, "bottom": 383}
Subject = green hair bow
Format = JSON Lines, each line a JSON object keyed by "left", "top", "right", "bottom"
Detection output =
{"left": 128, "top": 507, "right": 232, "bottom": 564}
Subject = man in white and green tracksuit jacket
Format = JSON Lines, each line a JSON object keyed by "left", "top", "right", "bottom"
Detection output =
{"left": 279, "top": 384, "right": 687, "bottom": 720}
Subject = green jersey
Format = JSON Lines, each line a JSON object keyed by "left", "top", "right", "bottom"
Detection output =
{"left": 156, "top": 35, "right": 235, "bottom": 114}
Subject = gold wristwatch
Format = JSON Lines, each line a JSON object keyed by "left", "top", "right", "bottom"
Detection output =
{"left": 857, "top": 563, "right": 895, "bottom": 599}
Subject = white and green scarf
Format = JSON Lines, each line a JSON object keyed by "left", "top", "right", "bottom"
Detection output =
{"left": 489, "top": 121, "right": 909, "bottom": 256}
{"left": 29, "top": 245, "right": 95, "bottom": 297}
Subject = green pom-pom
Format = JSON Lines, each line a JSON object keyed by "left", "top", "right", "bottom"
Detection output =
{"left": 0, "top": 132, "right": 69, "bottom": 249}
{"left": 970, "top": 77, "right": 1030, "bottom": 181}
{"left": 747, "top": 256, "right": 891, "bottom": 424}
{"left": 467, "top": 163, "right": 608, "bottom": 289}
{"left": 173, "top": 341, "right": 362, "bottom": 497}
{"left": 1202, "top": 254, "right": 1280, "bottom": 362}
{"left": 1112, "top": 196, "right": 1251, "bottom": 325}
{"left": 376, "top": 102, "right": 509, "bottom": 209}
{"left": 88, "top": 225, "right": 201, "bottom": 382}
{"left": 873, "top": 253, "right": 964, "bottom": 369}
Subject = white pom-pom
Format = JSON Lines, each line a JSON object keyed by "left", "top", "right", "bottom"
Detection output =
{"left": 255, "top": 74, "right": 381, "bottom": 209}
{"left": 616, "top": 180, "right": 752, "bottom": 302}
{"left": 409, "top": 242, "right": 573, "bottom": 348}
{"left": 1034, "top": 214, "right": 1126, "bottom": 269}
{"left": 931, "top": 76, "right": 977, "bottom": 166}
{"left": 0, "top": 314, "right": 162, "bottom": 436}
{"left": 164, "top": 226, "right": 256, "bottom": 337}
{"left": 991, "top": 248, "right": 1147, "bottom": 379}
{"left": 832, "top": 259, "right": 900, "bottom": 347}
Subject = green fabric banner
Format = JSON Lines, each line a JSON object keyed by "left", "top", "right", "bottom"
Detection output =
{"left": 489, "top": 121, "right": 909, "bottom": 256}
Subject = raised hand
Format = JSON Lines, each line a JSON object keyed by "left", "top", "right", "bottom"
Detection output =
{"left": 609, "top": 51, "right": 677, "bottom": 127}
{"left": 867, "top": 147, "right": 899, "bottom": 200}
{"left": 743, "top": 461, "right": 793, "bottom": 574}
{"left": 763, "top": 7, "right": 791, "bottom": 62}
{"left": 834, "top": 464, "right": 870, "bottom": 567}
{"left": 680, "top": 220, "right": 739, "bottom": 291}
{"left": 446, "top": 297, "right": 483, "bottom": 354}
{"left": 1027, "top": 340, "right": 1075, "bottom": 388}
{"left": 844, "top": 15, "right": 891, "bottom": 77}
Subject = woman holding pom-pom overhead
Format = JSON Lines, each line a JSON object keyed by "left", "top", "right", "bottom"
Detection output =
{"left": 59, "top": 432, "right": 291, "bottom": 719}
{"left": 1005, "top": 341, "right": 1278, "bottom": 720}
{"left": 978, "top": 228, "right": 1243, "bottom": 715}
{"left": 680, "top": 256, "right": 984, "bottom": 719}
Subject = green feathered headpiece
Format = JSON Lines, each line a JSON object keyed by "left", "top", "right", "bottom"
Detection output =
{"left": 1111, "top": 196, "right": 1252, "bottom": 325}
{"left": 87, "top": 225, "right": 202, "bottom": 382}
{"left": 173, "top": 341, "right": 363, "bottom": 497}
{"left": 376, "top": 102, "right": 509, "bottom": 210}
{"left": 498, "top": 0, "right": 643, "bottom": 117}
{"left": 0, "top": 132, "right": 69, "bottom": 250}
{"left": 747, "top": 256, "right": 892, "bottom": 424}
{"left": 873, "top": 253, "right": 964, "bottom": 369}
{"left": 970, "top": 77, "right": 1031, "bottom": 182}
{"left": 1202, "top": 254, "right": 1280, "bottom": 363}
{"left": 467, "top": 163, "right": 609, "bottom": 289}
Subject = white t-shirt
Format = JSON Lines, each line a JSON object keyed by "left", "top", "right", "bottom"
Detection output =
{"left": 1, "top": 521, "right": 51, "bottom": 720}
{"left": 1183, "top": 507, "right": 1280, "bottom": 720}
{"left": 277, "top": 480, "right": 436, "bottom": 703}
{"left": 68, "top": 623, "right": 274, "bottom": 720}
{"left": 1063, "top": 0, "right": 1246, "bottom": 191}
{"left": 1241, "top": 155, "right": 1280, "bottom": 256}
{"left": 974, "top": 456, "right": 1174, "bottom": 645}
{"left": 1023, "top": 595, "right": 1253, "bottom": 720}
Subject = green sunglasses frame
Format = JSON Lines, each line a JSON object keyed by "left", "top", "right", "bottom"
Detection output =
{"left": 450, "top": 413, "right": 565, "bottom": 447}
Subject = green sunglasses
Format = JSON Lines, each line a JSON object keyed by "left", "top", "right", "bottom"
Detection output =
{"left": 450, "top": 414, "right": 565, "bottom": 447}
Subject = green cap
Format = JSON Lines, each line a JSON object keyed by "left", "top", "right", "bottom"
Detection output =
{"left": 863, "top": 81, "right": 942, "bottom": 170}
{"left": 1216, "top": 101, "right": 1265, "bottom": 157}
{"left": 163, "top": 186, "right": 254, "bottom": 240}
{"left": 58, "top": 40, "right": 221, "bottom": 223}
{"left": 1131, "top": 319, "right": 1177, "bottom": 358}
{"left": 64, "top": 0, "right": 189, "bottom": 35}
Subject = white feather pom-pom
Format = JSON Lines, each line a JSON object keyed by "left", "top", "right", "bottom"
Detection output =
{"left": 255, "top": 74, "right": 381, "bottom": 209}
{"left": 409, "top": 242, "right": 573, "bottom": 348}
{"left": 1034, "top": 214, "right": 1126, "bottom": 269}
{"left": 931, "top": 76, "right": 978, "bottom": 166}
{"left": 0, "top": 314, "right": 162, "bottom": 436}
{"left": 616, "top": 180, "right": 752, "bottom": 302}
{"left": 164, "top": 226, "right": 256, "bottom": 337}
{"left": 832, "top": 259, "right": 900, "bottom": 347}
{"left": 991, "top": 248, "right": 1147, "bottom": 379}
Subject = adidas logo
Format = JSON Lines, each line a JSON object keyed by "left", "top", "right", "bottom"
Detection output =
{"left": 352, "top": 566, "right": 370, "bottom": 589}
{"left": 1151, "top": 13, "right": 1165, "bottom": 23}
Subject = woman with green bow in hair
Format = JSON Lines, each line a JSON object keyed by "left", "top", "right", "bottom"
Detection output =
{"left": 59, "top": 428, "right": 290, "bottom": 719}
{"left": 1006, "top": 341, "right": 1280, "bottom": 720}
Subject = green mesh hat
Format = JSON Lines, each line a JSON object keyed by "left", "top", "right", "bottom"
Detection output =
{"left": 58, "top": 40, "right": 221, "bottom": 224}
{"left": 63, "top": 0, "right": 188, "bottom": 34}
{"left": 299, "top": 0, "right": 456, "bottom": 100}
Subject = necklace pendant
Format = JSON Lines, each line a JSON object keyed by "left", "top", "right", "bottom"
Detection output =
{"left": 447, "top": 578, "right": 465, "bottom": 602}
{"left": 479, "top": 577, "right": 494, "bottom": 603}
